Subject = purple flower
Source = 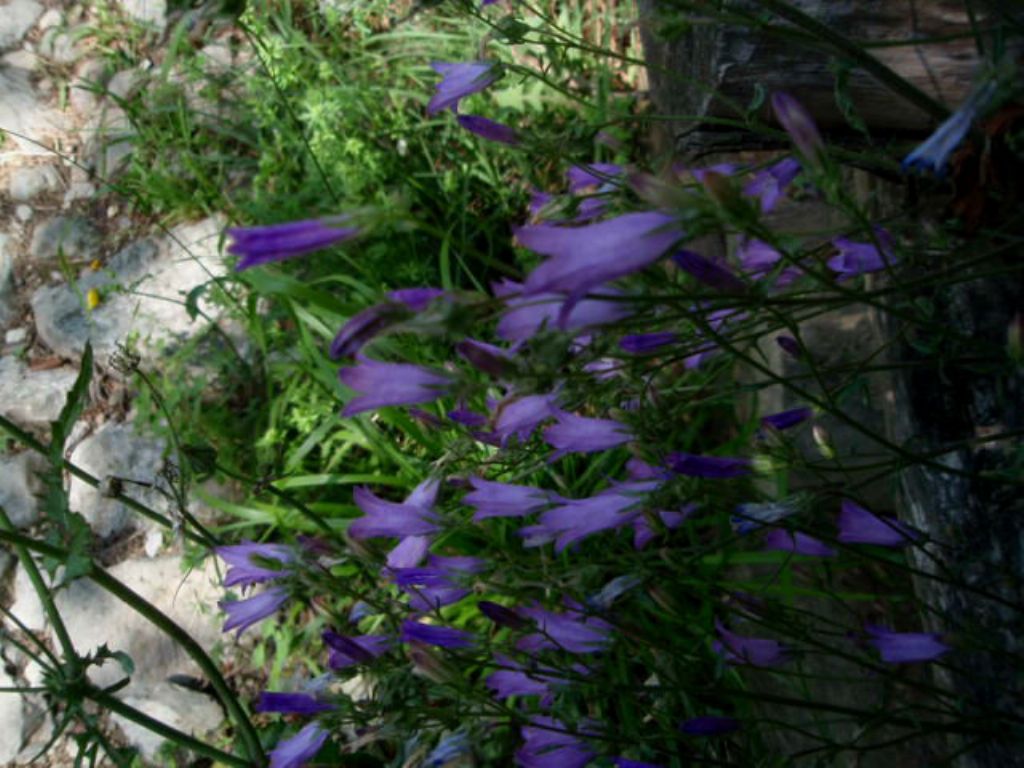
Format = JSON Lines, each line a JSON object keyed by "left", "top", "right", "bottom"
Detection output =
{"left": 401, "top": 619, "right": 475, "bottom": 649}
{"left": 763, "top": 529, "right": 836, "bottom": 557}
{"left": 457, "top": 114, "right": 519, "bottom": 144}
{"left": 269, "top": 722, "right": 329, "bottom": 768}
{"left": 216, "top": 541, "right": 294, "bottom": 587}
{"left": 714, "top": 620, "right": 789, "bottom": 667}
{"left": 614, "top": 759, "right": 663, "bottom": 768}
{"left": 587, "top": 574, "right": 643, "bottom": 610}
{"left": 394, "top": 555, "right": 485, "bottom": 610}
{"left": 903, "top": 81, "right": 996, "bottom": 176}
{"left": 667, "top": 452, "right": 751, "bottom": 478}
{"left": 534, "top": 481, "right": 656, "bottom": 552}
{"left": 494, "top": 279, "right": 632, "bottom": 341}
{"left": 567, "top": 162, "right": 623, "bottom": 192}
{"left": 633, "top": 507, "right": 691, "bottom": 550}
{"left": 465, "top": 477, "right": 557, "bottom": 520}
{"left": 493, "top": 392, "right": 559, "bottom": 445}
{"left": 427, "top": 61, "right": 498, "bottom": 116}
{"left": 323, "top": 631, "right": 392, "bottom": 669}
{"left": 220, "top": 586, "right": 289, "bottom": 635}
{"left": 516, "top": 212, "right": 682, "bottom": 296}
{"left": 736, "top": 238, "right": 802, "bottom": 287}
{"left": 619, "top": 332, "right": 679, "bottom": 354}
{"left": 771, "top": 92, "right": 824, "bottom": 163}
{"left": 516, "top": 717, "right": 595, "bottom": 768}
{"left": 348, "top": 486, "right": 439, "bottom": 540}
{"left": 448, "top": 405, "right": 488, "bottom": 428}
{"left": 339, "top": 357, "right": 453, "bottom": 417}
{"left": 255, "top": 692, "right": 335, "bottom": 715}
{"left": 837, "top": 499, "right": 917, "bottom": 547}
{"left": 457, "top": 338, "right": 515, "bottom": 377}
{"left": 517, "top": 604, "right": 613, "bottom": 654}
{"left": 743, "top": 157, "right": 801, "bottom": 212}
{"left": 486, "top": 654, "right": 567, "bottom": 701}
{"left": 680, "top": 716, "right": 740, "bottom": 736}
{"left": 228, "top": 217, "right": 358, "bottom": 272}
{"left": 543, "top": 412, "right": 633, "bottom": 461}
{"left": 732, "top": 498, "right": 800, "bottom": 534}
{"left": 672, "top": 250, "right": 746, "bottom": 293}
{"left": 866, "top": 625, "right": 950, "bottom": 664}
{"left": 761, "top": 407, "right": 812, "bottom": 431}
{"left": 329, "top": 302, "right": 409, "bottom": 360}
{"left": 827, "top": 233, "right": 895, "bottom": 278}
{"left": 426, "top": 732, "right": 471, "bottom": 767}
{"left": 385, "top": 533, "right": 431, "bottom": 569}
{"left": 479, "top": 601, "right": 530, "bottom": 629}
{"left": 776, "top": 335, "right": 802, "bottom": 358}
{"left": 388, "top": 287, "right": 445, "bottom": 311}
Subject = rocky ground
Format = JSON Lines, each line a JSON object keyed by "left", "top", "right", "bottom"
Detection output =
{"left": 0, "top": 1, "right": 246, "bottom": 763}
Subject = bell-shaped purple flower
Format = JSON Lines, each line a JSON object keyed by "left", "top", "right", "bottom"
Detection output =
{"left": 619, "top": 332, "right": 679, "bottom": 355}
{"left": 713, "top": 620, "right": 789, "bottom": 667}
{"left": 229, "top": 217, "right": 359, "bottom": 272}
{"left": 426, "top": 732, "right": 471, "bottom": 767}
{"left": 348, "top": 486, "right": 440, "bottom": 540}
{"left": 763, "top": 529, "right": 836, "bottom": 557}
{"left": 486, "top": 654, "right": 568, "bottom": 701}
{"left": 388, "top": 287, "right": 445, "bottom": 310}
{"left": 672, "top": 250, "right": 746, "bottom": 293}
{"left": 680, "top": 716, "right": 740, "bottom": 736}
{"left": 743, "top": 157, "right": 801, "bottom": 212}
{"left": 479, "top": 601, "right": 530, "bottom": 629}
{"left": 543, "top": 412, "right": 633, "bottom": 461}
{"left": 217, "top": 541, "right": 294, "bottom": 587}
{"left": 493, "top": 392, "right": 559, "bottom": 445}
{"left": 736, "top": 238, "right": 802, "bottom": 287}
{"left": 516, "top": 211, "right": 682, "bottom": 296}
{"left": 494, "top": 279, "right": 632, "bottom": 341}
{"left": 567, "top": 162, "right": 623, "bottom": 192}
{"left": 633, "top": 507, "right": 691, "bottom": 550}
{"left": 866, "top": 625, "right": 950, "bottom": 664}
{"left": 269, "top": 722, "right": 329, "bottom": 768}
{"left": 394, "top": 555, "right": 486, "bottom": 610}
{"left": 667, "top": 452, "right": 751, "bottom": 478}
{"left": 771, "top": 92, "right": 824, "bottom": 164}
{"left": 516, "top": 717, "right": 596, "bottom": 768}
{"left": 776, "top": 334, "right": 802, "bottom": 358}
{"left": 903, "top": 81, "right": 997, "bottom": 176}
{"left": 827, "top": 230, "right": 895, "bottom": 279}
{"left": 732, "top": 498, "right": 800, "bottom": 535}
{"left": 534, "top": 481, "right": 657, "bottom": 552}
{"left": 323, "top": 631, "right": 392, "bottom": 669}
{"left": 385, "top": 534, "right": 431, "bottom": 569}
{"left": 329, "top": 302, "right": 409, "bottom": 360}
{"left": 837, "top": 499, "right": 917, "bottom": 547}
{"left": 220, "top": 586, "right": 289, "bottom": 635}
{"left": 614, "top": 758, "right": 663, "bottom": 768}
{"left": 516, "top": 604, "right": 613, "bottom": 654}
{"left": 401, "top": 619, "right": 475, "bottom": 649}
{"left": 761, "top": 407, "right": 812, "bottom": 431}
{"left": 256, "top": 692, "right": 335, "bottom": 715}
{"left": 339, "top": 357, "right": 453, "bottom": 417}
{"left": 427, "top": 61, "right": 499, "bottom": 116}
{"left": 465, "top": 476, "right": 558, "bottom": 520}
{"left": 457, "top": 114, "right": 519, "bottom": 144}
{"left": 456, "top": 339, "right": 515, "bottom": 377}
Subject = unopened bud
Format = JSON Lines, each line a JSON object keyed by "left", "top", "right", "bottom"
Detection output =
{"left": 771, "top": 92, "right": 825, "bottom": 166}
{"left": 812, "top": 424, "right": 836, "bottom": 459}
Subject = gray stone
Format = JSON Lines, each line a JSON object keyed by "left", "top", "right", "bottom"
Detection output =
{"left": 113, "top": 683, "right": 224, "bottom": 760}
{"left": 8, "top": 561, "right": 48, "bottom": 632}
{"left": 117, "top": 0, "right": 167, "bottom": 30}
{"left": 0, "top": 357, "right": 77, "bottom": 429}
{"left": 31, "top": 217, "right": 228, "bottom": 364}
{"left": 81, "top": 102, "right": 133, "bottom": 176}
{"left": 36, "top": 8, "right": 61, "bottom": 30}
{"left": 0, "top": 64, "right": 67, "bottom": 157}
{"left": 5, "top": 327, "right": 28, "bottom": 344}
{"left": 0, "top": 232, "right": 14, "bottom": 325}
{"left": 0, "top": 452, "right": 43, "bottom": 528}
{"left": 69, "top": 59, "right": 107, "bottom": 114}
{"left": 28, "top": 216, "right": 99, "bottom": 262}
{"left": 38, "top": 27, "right": 80, "bottom": 65}
{"left": 105, "top": 68, "right": 144, "bottom": 101}
{"left": 67, "top": 421, "right": 169, "bottom": 538}
{"left": 0, "top": 669, "right": 24, "bottom": 763}
{"left": 0, "top": 0, "right": 42, "bottom": 50}
{"left": 14, "top": 205, "right": 32, "bottom": 222}
{"left": 8, "top": 164, "right": 61, "bottom": 201}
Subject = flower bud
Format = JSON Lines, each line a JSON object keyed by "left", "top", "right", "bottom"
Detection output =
{"left": 812, "top": 424, "right": 836, "bottom": 459}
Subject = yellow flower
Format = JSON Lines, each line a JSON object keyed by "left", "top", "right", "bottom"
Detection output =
{"left": 86, "top": 288, "right": 101, "bottom": 311}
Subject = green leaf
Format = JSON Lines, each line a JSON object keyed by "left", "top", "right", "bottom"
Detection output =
{"left": 51, "top": 342, "right": 93, "bottom": 460}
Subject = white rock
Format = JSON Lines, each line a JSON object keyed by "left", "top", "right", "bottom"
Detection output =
{"left": 0, "top": 232, "right": 14, "bottom": 324}
{"left": 15, "top": 205, "right": 33, "bottom": 222}
{"left": 81, "top": 102, "right": 133, "bottom": 176}
{"left": 114, "top": 683, "right": 224, "bottom": 760}
{"left": 0, "top": 65, "right": 68, "bottom": 156}
{"left": 8, "top": 164, "right": 61, "bottom": 201}
{"left": 0, "top": 357, "right": 77, "bottom": 428}
{"left": 38, "top": 28, "right": 80, "bottom": 65}
{"left": 8, "top": 561, "right": 48, "bottom": 632}
{"left": 69, "top": 59, "right": 107, "bottom": 114}
{"left": 144, "top": 528, "right": 163, "bottom": 557}
{"left": 105, "top": 68, "right": 144, "bottom": 101}
{"left": 31, "top": 217, "right": 228, "bottom": 364}
{"left": 36, "top": 8, "right": 62, "bottom": 30}
{"left": 117, "top": 0, "right": 167, "bottom": 30}
{"left": 0, "top": 669, "right": 25, "bottom": 763}
{"left": 0, "top": 0, "right": 43, "bottom": 50}
{"left": 67, "top": 421, "right": 169, "bottom": 539}
{"left": 5, "top": 327, "right": 28, "bottom": 343}
{"left": 0, "top": 452, "right": 44, "bottom": 528}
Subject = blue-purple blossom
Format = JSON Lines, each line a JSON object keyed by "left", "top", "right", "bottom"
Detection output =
{"left": 255, "top": 692, "right": 335, "bottom": 715}
{"left": 776, "top": 335, "right": 802, "bottom": 358}
{"left": 837, "top": 500, "right": 917, "bottom": 547}
{"left": 567, "top": 163, "right": 623, "bottom": 192}
{"left": 543, "top": 412, "right": 633, "bottom": 461}
{"left": 614, "top": 759, "right": 663, "bottom": 768}
{"left": 587, "top": 574, "right": 643, "bottom": 610}
{"left": 763, "top": 529, "right": 836, "bottom": 557}
{"left": 533, "top": 481, "right": 657, "bottom": 552}
{"left": 394, "top": 555, "right": 485, "bottom": 610}
{"left": 680, "top": 716, "right": 740, "bottom": 736}
{"left": 329, "top": 302, "right": 409, "bottom": 360}
{"left": 668, "top": 452, "right": 751, "bottom": 478}
{"left": 866, "top": 625, "right": 950, "bottom": 664}
{"left": 672, "top": 250, "right": 746, "bottom": 293}
{"left": 427, "top": 61, "right": 498, "bottom": 115}
{"left": 401, "top": 619, "right": 475, "bottom": 649}
{"left": 493, "top": 392, "right": 559, "bottom": 445}
{"left": 388, "top": 287, "right": 445, "bottom": 311}
{"left": 269, "top": 722, "right": 329, "bottom": 768}
{"left": 494, "top": 279, "right": 632, "bottom": 341}
{"left": 516, "top": 717, "right": 596, "bottom": 768}
{"left": 385, "top": 534, "right": 431, "bottom": 569}
{"left": 619, "top": 332, "right": 679, "bottom": 354}
{"left": 487, "top": 654, "right": 567, "bottom": 701}
{"left": 217, "top": 541, "right": 294, "bottom": 587}
{"left": 737, "top": 238, "right": 802, "bottom": 287}
{"left": 517, "top": 603, "right": 613, "bottom": 654}
{"left": 903, "top": 81, "right": 997, "bottom": 176}
{"left": 465, "top": 476, "right": 558, "bottom": 520}
{"left": 323, "top": 631, "right": 391, "bottom": 669}
{"left": 516, "top": 212, "right": 682, "bottom": 296}
{"left": 743, "top": 157, "right": 801, "bottom": 212}
{"left": 479, "top": 601, "right": 530, "bottom": 629}
{"left": 228, "top": 217, "right": 358, "bottom": 272}
{"left": 456, "top": 339, "right": 515, "bottom": 377}
{"left": 713, "top": 620, "right": 789, "bottom": 667}
{"left": 348, "top": 485, "right": 439, "bottom": 540}
{"left": 220, "top": 586, "right": 289, "bottom": 635}
{"left": 827, "top": 231, "right": 895, "bottom": 279}
{"left": 457, "top": 114, "right": 519, "bottom": 144}
{"left": 339, "top": 357, "right": 453, "bottom": 417}
{"left": 761, "top": 407, "right": 812, "bottom": 431}
{"left": 771, "top": 92, "right": 824, "bottom": 163}
{"left": 426, "top": 732, "right": 471, "bottom": 767}
{"left": 633, "top": 507, "right": 691, "bottom": 550}
{"left": 732, "top": 498, "right": 801, "bottom": 534}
